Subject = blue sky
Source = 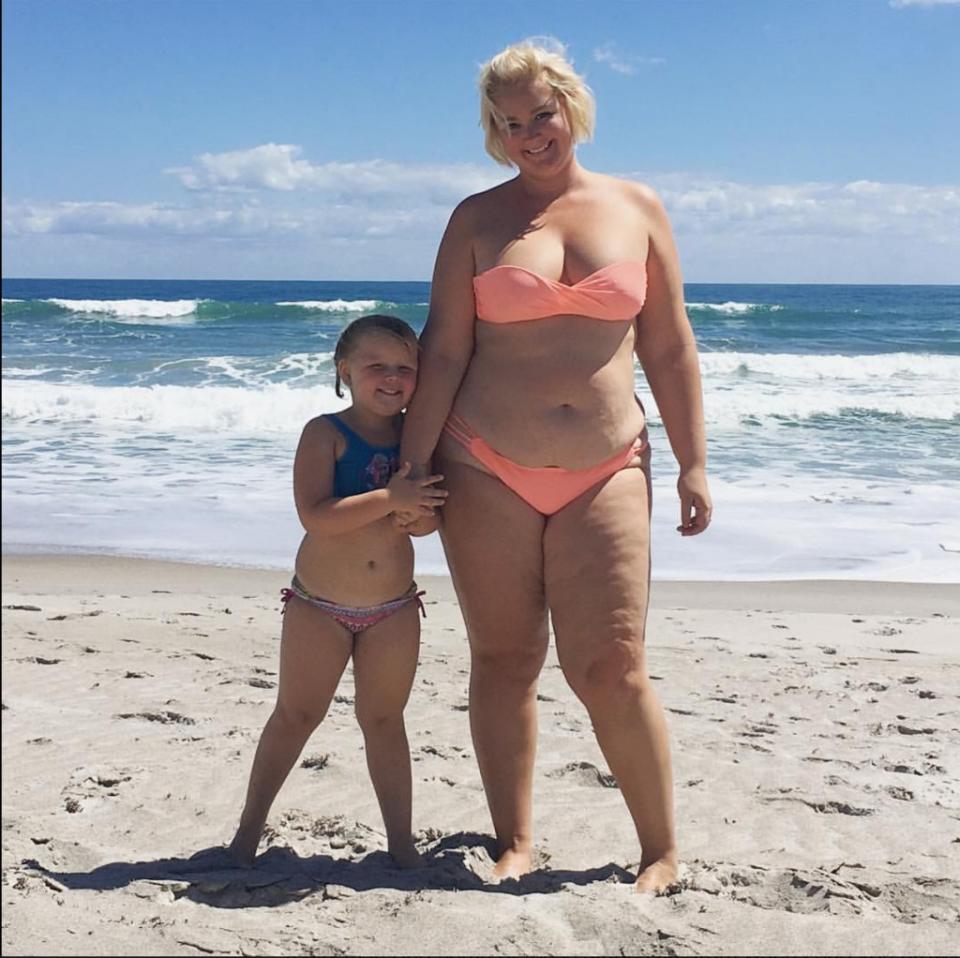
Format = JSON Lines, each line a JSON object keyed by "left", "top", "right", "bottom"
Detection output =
{"left": 3, "top": 0, "right": 959, "bottom": 283}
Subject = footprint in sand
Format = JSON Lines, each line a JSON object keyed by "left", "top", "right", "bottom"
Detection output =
{"left": 547, "top": 760, "right": 618, "bottom": 788}
{"left": 60, "top": 765, "right": 140, "bottom": 813}
{"left": 885, "top": 786, "right": 915, "bottom": 801}
{"left": 115, "top": 710, "right": 196, "bottom": 725}
{"left": 760, "top": 793, "right": 876, "bottom": 816}
{"left": 677, "top": 861, "right": 960, "bottom": 922}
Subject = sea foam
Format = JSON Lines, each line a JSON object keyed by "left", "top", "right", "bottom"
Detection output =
{"left": 45, "top": 298, "right": 200, "bottom": 319}
{"left": 275, "top": 299, "right": 379, "bottom": 312}
{"left": 687, "top": 301, "right": 785, "bottom": 314}
{"left": 2, "top": 380, "right": 342, "bottom": 433}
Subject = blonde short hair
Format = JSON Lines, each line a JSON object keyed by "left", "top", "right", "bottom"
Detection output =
{"left": 478, "top": 39, "right": 595, "bottom": 167}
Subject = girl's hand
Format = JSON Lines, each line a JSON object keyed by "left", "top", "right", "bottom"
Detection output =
{"left": 392, "top": 511, "right": 440, "bottom": 535}
{"left": 677, "top": 467, "right": 712, "bottom": 536}
{"left": 387, "top": 461, "right": 448, "bottom": 513}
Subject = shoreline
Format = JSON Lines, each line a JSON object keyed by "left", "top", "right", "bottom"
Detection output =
{"left": 3, "top": 552, "right": 958, "bottom": 617}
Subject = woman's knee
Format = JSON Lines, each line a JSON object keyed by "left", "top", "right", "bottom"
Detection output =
{"left": 471, "top": 633, "right": 548, "bottom": 687}
{"left": 563, "top": 636, "right": 650, "bottom": 706}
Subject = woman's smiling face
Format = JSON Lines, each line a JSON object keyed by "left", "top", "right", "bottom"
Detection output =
{"left": 494, "top": 77, "right": 573, "bottom": 173}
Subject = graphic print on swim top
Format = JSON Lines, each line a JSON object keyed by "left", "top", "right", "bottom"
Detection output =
{"left": 325, "top": 415, "right": 400, "bottom": 498}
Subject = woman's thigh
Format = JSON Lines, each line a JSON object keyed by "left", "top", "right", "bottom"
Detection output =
{"left": 435, "top": 451, "right": 549, "bottom": 656}
{"left": 542, "top": 462, "right": 652, "bottom": 683}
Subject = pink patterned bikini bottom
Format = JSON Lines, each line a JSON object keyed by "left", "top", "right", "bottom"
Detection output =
{"left": 280, "top": 577, "right": 425, "bottom": 636}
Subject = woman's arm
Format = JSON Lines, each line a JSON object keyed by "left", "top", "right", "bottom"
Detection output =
{"left": 632, "top": 185, "right": 713, "bottom": 535}
{"left": 400, "top": 199, "right": 479, "bottom": 477}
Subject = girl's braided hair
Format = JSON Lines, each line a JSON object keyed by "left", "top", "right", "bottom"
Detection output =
{"left": 333, "top": 314, "right": 419, "bottom": 398}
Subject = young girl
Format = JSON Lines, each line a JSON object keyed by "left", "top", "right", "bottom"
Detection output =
{"left": 228, "top": 314, "right": 446, "bottom": 869}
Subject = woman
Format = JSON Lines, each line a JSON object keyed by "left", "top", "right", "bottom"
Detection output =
{"left": 399, "top": 40, "right": 712, "bottom": 893}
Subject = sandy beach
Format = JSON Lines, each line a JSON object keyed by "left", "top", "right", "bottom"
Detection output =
{"left": 2, "top": 554, "right": 958, "bottom": 956}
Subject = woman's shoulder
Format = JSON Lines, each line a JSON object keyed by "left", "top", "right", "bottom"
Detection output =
{"left": 593, "top": 172, "right": 665, "bottom": 211}
{"left": 440, "top": 181, "right": 515, "bottom": 252}
{"left": 450, "top": 178, "right": 516, "bottom": 221}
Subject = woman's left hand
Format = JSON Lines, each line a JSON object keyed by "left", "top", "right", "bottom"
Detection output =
{"left": 677, "top": 467, "right": 712, "bottom": 536}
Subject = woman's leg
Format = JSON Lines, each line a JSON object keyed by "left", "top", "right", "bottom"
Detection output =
{"left": 437, "top": 454, "right": 549, "bottom": 879}
{"left": 228, "top": 598, "right": 353, "bottom": 865}
{"left": 543, "top": 459, "right": 678, "bottom": 893}
{"left": 352, "top": 602, "right": 423, "bottom": 868}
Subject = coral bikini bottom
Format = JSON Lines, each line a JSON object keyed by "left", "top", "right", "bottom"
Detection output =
{"left": 442, "top": 413, "right": 647, "bottom": 516}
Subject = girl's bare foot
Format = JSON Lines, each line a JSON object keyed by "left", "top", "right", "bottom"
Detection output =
{"left": 492, "top": 845, "right": 533, "bottom": 881}
{"left": 389, "top": 842, "right": 426, "bottom": 869}
{"left": 226, "top": 832, "right": 260, "bottom": 869}
{"left": 634, "top": 853, "right": 679, "bottom": 894}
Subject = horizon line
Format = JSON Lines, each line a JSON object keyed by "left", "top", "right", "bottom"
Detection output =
{"left": 4, "top": 276, "right": 958, "bottom": 288}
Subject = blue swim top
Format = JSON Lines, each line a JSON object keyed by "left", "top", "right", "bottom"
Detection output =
{"left": 325, "top": 414, "right": 400, "bottom": 499}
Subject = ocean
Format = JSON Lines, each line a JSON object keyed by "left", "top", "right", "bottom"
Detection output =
{"left": 2, "top": 278, "right": 958, "bottom": 582}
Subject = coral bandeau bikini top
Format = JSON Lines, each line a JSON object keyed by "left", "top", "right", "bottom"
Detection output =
{"left": 472, "top": 259, "right": 647, "bottom": 324}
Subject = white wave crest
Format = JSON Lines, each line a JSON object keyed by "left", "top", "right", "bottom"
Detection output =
{"left": 2, "top": 380, "right": 344, "bottom": 433}
{"left": 275, "top": 299, "right": 379, "bottom": 312}
{"left": 646, "top": 352, "right": 960, "bottom": 425}
{"left": 699, "top": 352, "right": 960, "bottom": 381}
{"left": 158, "top": 352, "right": 335, "bottom": 386}
{"left": 2, "top": 298, "right": 25, "bottom": 303}
{"left": 45, "top": 298, "right": 200, "bottom": 319}
{"left": 699, "top": 389, "right": 960, "bottom": 425}
{"left": 687, "top": 301, "right": 784, "bottom": 314}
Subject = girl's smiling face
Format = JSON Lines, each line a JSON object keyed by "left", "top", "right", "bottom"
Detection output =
{"left": 494, "top": 77, "right": 573, "bottom": 173}
{"left": 337, "top": 331, "right": 418, "bottom": 415}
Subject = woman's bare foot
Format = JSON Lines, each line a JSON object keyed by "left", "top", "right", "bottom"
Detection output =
{"left": 389, "top": 842, "right": 426, "bottom": 869}
{"left": 634, "top": 853, "right": 679, "bottom": 894}
{"left": 492, "top": 845, "right": 533, "bottom": 881}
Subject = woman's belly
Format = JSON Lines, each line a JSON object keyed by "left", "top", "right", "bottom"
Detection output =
{"left": 449, "top": 316, "right": 646, "bottom": 469}
{"left": 294, "top": 517, "right": 414, "bottom": 606}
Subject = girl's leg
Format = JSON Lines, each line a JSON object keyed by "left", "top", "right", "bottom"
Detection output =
{"left": 435, "top": 453, "right": 549, "bottom": 880}
{"left": 543, "top": 457, "right": 678, "bottom": 894}
{"left": 351, "top": 602, "right": 422, "bottom": 867}
{"left": 228, "top": 597, "right": 353, "bottom": 865}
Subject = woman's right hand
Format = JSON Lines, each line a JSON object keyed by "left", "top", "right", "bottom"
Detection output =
{"left": 387, "top": 461, "right": 448, "bottom": 514}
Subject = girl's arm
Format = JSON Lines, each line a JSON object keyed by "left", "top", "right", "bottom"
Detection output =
{"left": 294, "top": 419, "right": 444, "bottom": 537}
{"left": 399, "top": 199, "right": 479, "bottom": 477}
{"left": 632, "top": 185, "right": 713, "bottom": 536}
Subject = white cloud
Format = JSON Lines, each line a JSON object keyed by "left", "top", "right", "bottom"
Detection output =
{"left": 593, "top": 43, "right": 665, "bottom": 76}
{"left": 3, "top": 199, "right": 245, "bottom": 237}
{"left": 5, "top": 150, "right": 507, "bottom": 246}
{"left": 165, "top": 144, "right": 501, "bottom": 202}
{"left": 633, "top": 174, "right": 960, "bottom": 242}
{"left": 5, "top": 165, "right": 959, "bottom": 282}
{"left": 1, "top": 196, "right": 446, "bottom": 241}
{"left": 6, "top": 175, "right": 957, "bottom": 247}
{"left": 889, "top": 0, "right": 960, "bottom": 7}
